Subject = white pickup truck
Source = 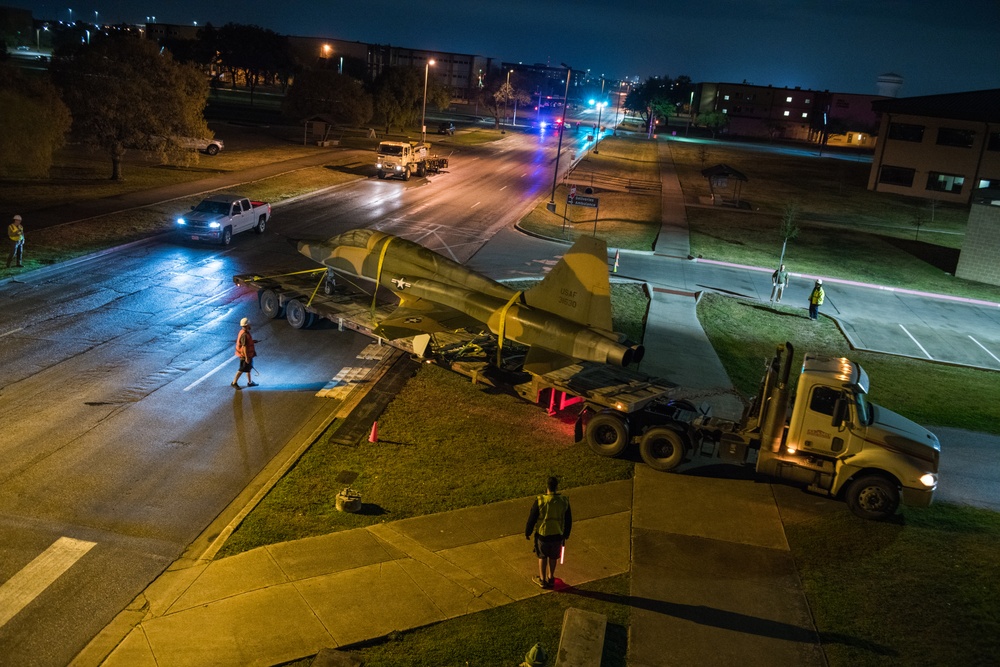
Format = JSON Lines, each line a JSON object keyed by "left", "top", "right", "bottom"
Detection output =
{"left": 175, "top": 194, "right": 271, "bottom": 245}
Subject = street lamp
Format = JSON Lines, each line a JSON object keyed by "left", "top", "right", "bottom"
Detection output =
{"left": 547, "top": 64, "right": 573, "bottom": 213}
{"left": 594, "top": 102, "right": 607, "bottom": 153}
{"left": 613, "top": 81, "right": 625, "bottom": 136}
{"left": 502, "top": 69, "right": 512, "bottom": 133}
{"left": 421, "top": 58, "right": 436, "bottom": 144}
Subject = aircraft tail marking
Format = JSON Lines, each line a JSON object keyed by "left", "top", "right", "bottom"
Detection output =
{"left": 523, "top": 235, "right": 613, "bottom": 332}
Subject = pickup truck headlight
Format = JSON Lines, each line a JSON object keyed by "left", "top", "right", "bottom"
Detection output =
{"left": 919, "top": 473, "right": 937, "bottom": 487}
{"left": 209, "top": 222, "right": 221, "bottom": 229}
{"left": 176, "top": 218, "right": 186, "bottom": 226}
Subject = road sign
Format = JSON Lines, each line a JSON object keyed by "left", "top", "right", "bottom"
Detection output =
{"left": 567, "top": 194, "right": 599, "bottom": 208}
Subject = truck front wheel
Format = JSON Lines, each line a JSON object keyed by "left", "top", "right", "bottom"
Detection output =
{"left": 639, "top": 428, "right": 686, "bottom": 471}
{"left": 585, "top": 413, "right": 629, "bottom": 457}
{"left": 403, "top": 168, "right": 411, "bottom": 181}
{"left": 845, "top": 475, "right": 900, "bottom": 521}
{"left": 221, "top": 227, "right": 233, "bottom": 246}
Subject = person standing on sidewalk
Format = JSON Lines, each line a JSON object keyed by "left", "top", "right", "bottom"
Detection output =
{"left": 525, "top": 476, "right": 572, "bottom": 589}
{"left": 808, "top": 279, "right": 825, "bottom": 320}
{"left": 232, "top": 318, "right": 259, "bottom": 389}
{"left": 6, "top": 214, "right": 24, "bottom": 268}
{"left": 770, "top": 264, "right": 789, "bottom": 303}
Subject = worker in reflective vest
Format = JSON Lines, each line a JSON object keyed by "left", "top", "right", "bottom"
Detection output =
{"left": 232, "top": 317, "right": 259, "bottom": 389}
{"left": 525, "top": 476, "right": 572, "bottom": 589}
{"left": 808, "top": 279, "right": 825, "bottom": 321}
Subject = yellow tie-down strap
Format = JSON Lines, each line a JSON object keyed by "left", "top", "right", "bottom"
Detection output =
{"left": 496, "top": 291, "right": 523, "bottom": 366}
{"left": 371, "top": 236, "right": 395, "bottom": 320}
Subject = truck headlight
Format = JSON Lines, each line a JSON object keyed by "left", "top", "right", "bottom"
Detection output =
{"left": 209, "top": 222, "right": 220, "bottom": 229}
{"left": 919, "top": 473, "right": 937, "bottom": 487}
{"left": 176, "top": 218, "right": 186, "bottom": 226}
{"left": 395, "top": 165, "right": 402, "bottom": 171}
{"left": 376, "top": 161, "right": 382, "bottom": 168}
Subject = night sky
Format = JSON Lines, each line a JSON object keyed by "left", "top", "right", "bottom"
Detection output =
{"left": 15, "top": 0, "right": 1000, "bottom": 97}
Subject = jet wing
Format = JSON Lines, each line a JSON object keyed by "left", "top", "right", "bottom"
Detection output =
{"left": 373, "top": 299, "right": 483, "bottom": 340}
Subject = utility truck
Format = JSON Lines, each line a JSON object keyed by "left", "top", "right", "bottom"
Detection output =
{"left": 578, "top": 342, "right": 940, "bottom": 520}
{"left": 375, "top": 141, "right": 449, "bottom": 180}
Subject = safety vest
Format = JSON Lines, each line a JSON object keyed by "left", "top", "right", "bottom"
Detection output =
{"left": 8, "top": 223, "right": 23, "bottom": 241}
{"left": 810, "top": 287, "right": 825, "bottom": 305}
{"left": 535, "top": 493, "right": 569, "bottom": 537}
{"left": 235, "top": 329, "right": 256, "bottom": 359}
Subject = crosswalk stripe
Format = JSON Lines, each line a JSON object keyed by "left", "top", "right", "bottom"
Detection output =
{"left": 0, "top": 537, "right": 97, "bottom": 628}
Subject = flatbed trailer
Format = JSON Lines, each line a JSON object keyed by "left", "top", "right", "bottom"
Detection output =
{"left": 233, "top": 269, "right": 677, "bottom": 416}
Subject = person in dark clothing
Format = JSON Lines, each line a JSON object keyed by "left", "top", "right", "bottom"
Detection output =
{"left": 525, "top": 476, "right": 572, "bottom": 589}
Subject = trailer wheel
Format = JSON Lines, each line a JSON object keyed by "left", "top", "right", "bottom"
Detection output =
{"left": 639, "top": 428, "right": 686, "bottom": 471}
{"left": 285, "top": 299, "right": 314, "bottom": 329}
{"left": 585, "top": 413, "right": 629, "bottom": 457}
{"left": 845, "top": 475, "right": 900, "bottom": 521}
{"left": 259, "top": 289, "right": 284, "bottom": 319}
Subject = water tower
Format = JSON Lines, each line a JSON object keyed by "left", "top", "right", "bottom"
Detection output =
{"left": 876, "top": 73, "right": 904, "bottom": 97}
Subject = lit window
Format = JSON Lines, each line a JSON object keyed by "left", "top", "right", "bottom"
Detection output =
{"left": 927, "top": 172, "right": 965, "bottom": 193}
{"left": 724, "top": 94, "right": 730, "bottom": 101}
{"left": 786, "top": 96, "right": 793, "bottom": 102}
{"left": 802, "top": 112, "right": 808, "bottom": 118}
{"left": 722, "top": 108, "right": 728, "bottom": 114}
{"left": 783, "top": 110, "right": 790, "bottom": 116}
{"left": 805, "top": 98, "right": 810, "bottom": 103}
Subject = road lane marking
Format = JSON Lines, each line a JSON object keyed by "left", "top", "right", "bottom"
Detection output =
{"left": 470, "top": 201, "right": 481, "bottom": 208}
{"left": 0, "top": 327, "right": 24, "bottom": 338}
{"left": 899, "top": 324, "right": 933, "bottom": 359}
{"left": 500, "top": 185, "right": 508, "bottom": 191}
{"left": 969, "top": 335, "right": 1000, "bottom": 365}
{"left": 0, "top": 537, "right": 96, "bottom": 628}
{"left": 184, "top": 355, "right": 237, "bottom": 391}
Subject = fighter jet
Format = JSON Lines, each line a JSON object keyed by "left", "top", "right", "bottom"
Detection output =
{"left": 296, "top": 229, "right": 644, "bottom": 374}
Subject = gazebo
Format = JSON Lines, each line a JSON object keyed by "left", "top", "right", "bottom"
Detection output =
{"left": 701, "top": 163, "right": 748, "bottom": 207}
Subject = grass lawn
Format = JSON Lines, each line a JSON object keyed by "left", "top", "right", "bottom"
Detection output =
{"left": 519, "top": 136, "right": 661, "bottom": 250}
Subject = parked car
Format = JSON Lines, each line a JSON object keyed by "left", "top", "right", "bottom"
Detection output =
{"left": 437, "top": 122, "right": 455, "bottom": 136}
{"left": 174, "top": 136, "right": 224, "bottom": 155}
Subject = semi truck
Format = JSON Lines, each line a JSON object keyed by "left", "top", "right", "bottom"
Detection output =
{"left": 578, "top": 342, "right": 940, "bottom": 521}
{"left": 375, "top": 141, "right": 449, "bottom": 180}
{"left": 232, "top": 267, "right": 939, "bottom": 522}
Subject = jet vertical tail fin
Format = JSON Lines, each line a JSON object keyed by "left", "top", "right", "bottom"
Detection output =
{"left": 523, "top": 235, "right": 613, "bottom": 332}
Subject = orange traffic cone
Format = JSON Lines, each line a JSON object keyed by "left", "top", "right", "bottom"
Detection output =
{"left": 368, "top": 422, "right": 379, "bottom": 443}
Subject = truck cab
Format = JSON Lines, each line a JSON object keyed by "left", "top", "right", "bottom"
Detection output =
{"left": 376, "top": 141, "right": 434, "bottom": 180}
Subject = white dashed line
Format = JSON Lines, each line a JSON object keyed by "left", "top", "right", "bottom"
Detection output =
{"left": 899, "top": 324, "right": 933, "bottom": 359}
{"left": 968, "top": 335, "right": 1000, "bottom": 365}
{"left": 0, "top": 537, "right": 96, "bottom": 628}
{"left": 184, "top": 355, "right": 237, "bottom": 391}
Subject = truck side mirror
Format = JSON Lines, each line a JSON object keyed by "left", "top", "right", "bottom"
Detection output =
{"left": 831, "top": 398, "right": 846, "bottom": 428}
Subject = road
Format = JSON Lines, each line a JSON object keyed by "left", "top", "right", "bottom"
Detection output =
{"left": 0, "top": 126, "right": 586, "bottom": 665}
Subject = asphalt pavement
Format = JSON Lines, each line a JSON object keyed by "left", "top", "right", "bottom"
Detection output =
{"left": 3, "top": 130, "right": 995, "bottom": 665}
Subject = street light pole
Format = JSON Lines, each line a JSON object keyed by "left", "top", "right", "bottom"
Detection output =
{"left": 421, "top": 58, "right": 435, "bottom": 144}
{"left": 547, "top": 64, "right": 572, "bottom": 213}
{"left": 613, "top": 81, "right": 625, "bottom": 136}
{"left": 502, "top": 69, "right": 512, "bottom": 133}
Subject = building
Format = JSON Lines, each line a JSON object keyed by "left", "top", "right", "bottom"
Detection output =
{"left": 694, "top": 81, "right": 885, "bottom": 146}
{"left": 955, "top": 188, "right": 1000, "bottom": 286}
{"left": 868, "top": 89, "right": 1000, "bottom": 204}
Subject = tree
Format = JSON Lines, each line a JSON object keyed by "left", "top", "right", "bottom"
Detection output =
{"left": 697, "top": 111, "right": 729, "bottom": 138}
{"left": 0, "top": 63, "right": 72, "bottom": 178}
{"left": 774, "top": 202, "right": 800, "bottom": 282}
{"left": 214, "top": 23, "right": 295, "bottom": 102}
{"left": 370, "top": 65, "right": 448, "bottom": 135}
{"left": 623, "top": 75, "right": 690, "bottom": 127}
{"left": 52, "top": 35, "right": 211, "bottom": 181}
{"left": 283, "top": 70, "right": 372, "bottom": 126}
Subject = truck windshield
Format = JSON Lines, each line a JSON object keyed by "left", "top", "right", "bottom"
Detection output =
{"left": 194, "top": 201, "right": 230, "bottom": 215}
{"left": 378, "top": 144, "right": 403, "bottom": 156}
{"left": 853, "top": 390, "right": 873, "bottom": 425}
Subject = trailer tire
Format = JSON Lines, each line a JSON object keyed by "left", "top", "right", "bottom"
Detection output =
{"left": 259, "top": 289, "right": 284, "bottom": 319}
{"left": 845, "top": 475, "right": 900, "bottom": 521}
{"left": 286, "top": 299, "right": 314, "bottom": 329}
{"left": 585, "top": 413, "right": 629, "bottom": 457}
{"left": 639, "top": 428, "right": 686, "bottom": 471}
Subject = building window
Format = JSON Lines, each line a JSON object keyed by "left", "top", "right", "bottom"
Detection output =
{"left": 783, "top": 110, "right": 790, "bottom": 116}
{"left": 879, "top": 165, "right": 916, "bottom": 187}
{"left": 786, "top": 96, "right": 793, "bottom": 102}
{"left": 978, "top": 178, "right": 999, "bottom": 188}
{"left": 801, "top": 112, "right": 808, "bottom": 118}
{"left": 887, "top": 122, "right": 925, "bottom": 142}
{"left": 805, "top": 98, "right": 810, "bottom": 104}
{"left": 927, "top": 172, "right": 965, "bottom": 193}
{"left": 724, "top": 94, "right": 730, "bottom": 101}
{"left": 936, "top": 127, "right": 975, "bottom": 148}
{"left": 986, "top": 132, "right": 1000, "bottom": 151}
{"left": 722, "top": 108, "right": 728, "bottom": 114}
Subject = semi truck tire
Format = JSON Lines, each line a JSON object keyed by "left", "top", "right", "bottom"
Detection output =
{"left": 259, "top": 289, "right": 284, "bottom": 319}
{"left": 585, "top": 413, "right": 629, "bottom": 457}
{"left": 417, "top": 163, "right": 427, "bottom": 177}
{"left": 845, "top": 475, "right": 900, "bottom": 520}
{"left": 285, "top": 299, "right": 314, "bottom": 329}
{"left": 221, "top": 227, "right": 233, "bottom": 246}
{"left": 639, "top": 428, "right": 686, "bottom": 471}
{"left": 255, "top": 216, "right": 266, "bottom": 234}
